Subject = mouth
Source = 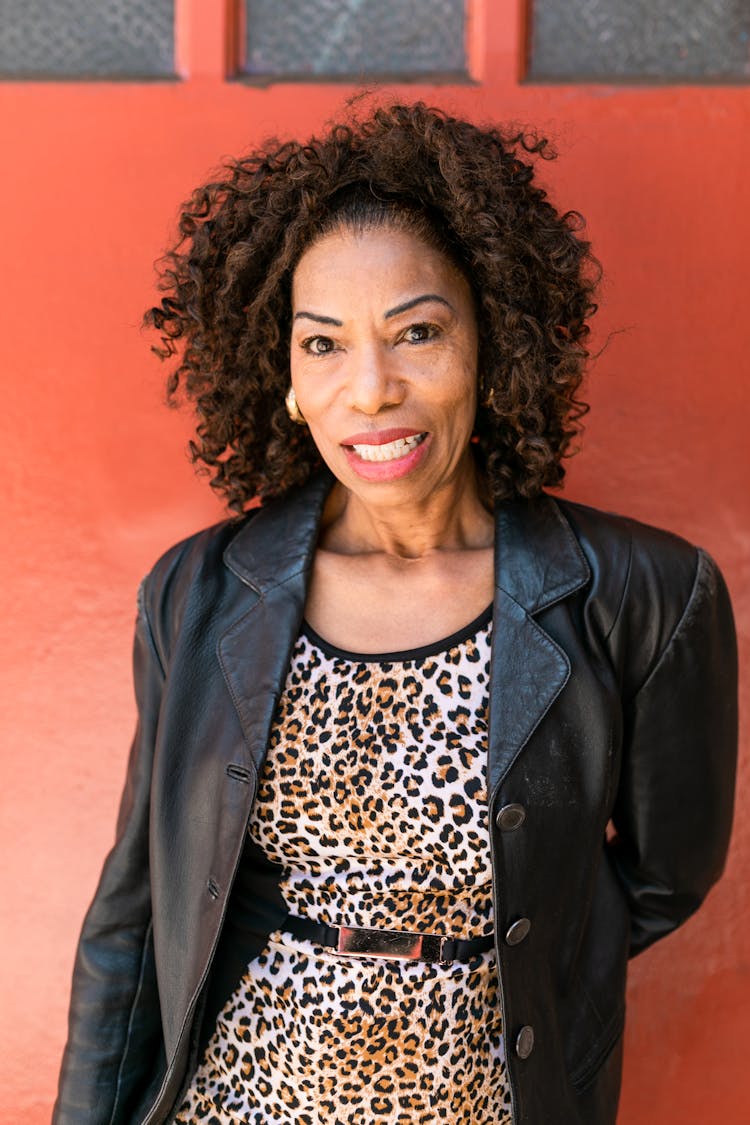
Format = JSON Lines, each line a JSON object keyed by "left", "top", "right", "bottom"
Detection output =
{"left": 340, "top": 428, "right": 431, "bottom": 482}
{"left": 345, "top": 432, "right": 428, "bottom": 463}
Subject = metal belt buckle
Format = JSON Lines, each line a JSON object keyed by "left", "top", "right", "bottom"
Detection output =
{"left": 337, "top": 925, "right": 445, "bottom": 961}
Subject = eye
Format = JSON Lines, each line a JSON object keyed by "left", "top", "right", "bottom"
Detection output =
{"left": 301, "top": 335, "right": 336, "bottom": 355}
{"left": 402, "top": 322, "right": 438, "bottom": 344}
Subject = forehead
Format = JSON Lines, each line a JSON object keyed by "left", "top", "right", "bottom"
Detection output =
{"left": 291, "top": 224, "right": 469, "bottom": 307}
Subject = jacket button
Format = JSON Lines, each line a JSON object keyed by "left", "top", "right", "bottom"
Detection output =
{"left": 505, "top": 917, "right": 531, "bottom": 946}
{"left": 495, "top": 803, "right": 526, "bottom": 831}
{"left": 515, "top": 1025, "right": 535, "bottom": 1059}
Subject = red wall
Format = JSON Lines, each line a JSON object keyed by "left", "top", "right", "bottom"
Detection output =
{"left": 1, "top": 3, "right": 748, "bottom": 1120}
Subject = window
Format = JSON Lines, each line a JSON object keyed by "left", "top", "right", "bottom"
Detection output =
{"left": 238, "top": 0, "right": 468, "bottom": 81}
{"left": 0, "top": 0, "right": 175, "bottom": 79}
{"left": 527, "top": 0, "right": 750, "bottom": 82}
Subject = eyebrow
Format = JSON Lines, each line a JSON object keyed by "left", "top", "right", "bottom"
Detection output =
{"left": 292, "top": 293, "right": 455, "bottom": 328}
{"left": 384, "top": 294, "right": 455, "bottom": 319}
{"left": 292, "top": 311, "right": 343, "bottom": 326}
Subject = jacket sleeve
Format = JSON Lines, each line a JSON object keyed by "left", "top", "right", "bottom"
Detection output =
{"left": 607, "top": 544, "right": 738, "bottom": 957}
{"left": 53, "top": 580, "right": 166, "bottom": 1124}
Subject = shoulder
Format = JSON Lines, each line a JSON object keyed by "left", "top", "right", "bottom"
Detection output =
{"left": 137, "top": 510, "right": 259, "bottom": 662}
{"left": 555, "top": 495, "right": 702, "bottom": 594}
{"left": 136, "top": 471, "right": 332, "bottom": 650}
{"left": 143, "top": 514, "right": 249, "bottom": 591}
{"left": 553, "top": 496, "right": 732, "bottom": 696}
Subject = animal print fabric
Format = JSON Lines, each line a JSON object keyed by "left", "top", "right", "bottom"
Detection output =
{"left": 173, "top": 608, "right": 513, "bottom": 1124}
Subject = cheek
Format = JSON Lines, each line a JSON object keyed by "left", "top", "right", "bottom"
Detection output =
{"left": 440, "top": 347, "right": 479, "bottom": 406}
{"left": 289, "top": 348, "right": 310, "bottom": 383}
{"left": 292, "top": 377, "right": 340, "bottom": 427}
{"left": 292, "top": 384, "right": 341, "bottom": 450}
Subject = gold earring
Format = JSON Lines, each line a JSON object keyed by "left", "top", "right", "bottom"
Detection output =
{"left": 285, "top": 386, "right": 307, "bottom": 425}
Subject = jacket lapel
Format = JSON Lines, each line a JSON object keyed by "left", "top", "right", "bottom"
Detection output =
{"left": 488, "top": 497, "right": 590, "bottom": 794}
{"left": 219, "top": 472, "right": 333, "bottom": 775}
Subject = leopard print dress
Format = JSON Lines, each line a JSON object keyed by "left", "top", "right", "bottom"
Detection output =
{"left": 173, "top": 607, "right": 513, "bottom": 1125}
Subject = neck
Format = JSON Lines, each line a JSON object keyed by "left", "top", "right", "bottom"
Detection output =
{"left": 320, "top": 458, "right": 494, "bottom": 559}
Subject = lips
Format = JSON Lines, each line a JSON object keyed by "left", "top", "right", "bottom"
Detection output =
{"left": 349, "top": 433, "right": 426, "bottom": 462}
{"left": 341, "top": 429, "right": 431, "bottom": 481}
{"left": 340, "top": 428, "right": 424, "bottom": 447}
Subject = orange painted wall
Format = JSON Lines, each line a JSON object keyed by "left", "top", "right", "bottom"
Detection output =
{"left": 1, "top": 2, "right": 748, "bottom": 1121}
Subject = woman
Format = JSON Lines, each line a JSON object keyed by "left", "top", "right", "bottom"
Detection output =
{"left": 54, "top": 103, "right": 737, "bottom": 1125}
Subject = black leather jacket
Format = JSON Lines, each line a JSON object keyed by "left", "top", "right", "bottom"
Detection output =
{"left": 54, "top": 473, "right": 737, "bottom": 1124}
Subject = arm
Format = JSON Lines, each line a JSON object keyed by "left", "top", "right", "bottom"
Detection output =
{"left": 608, "top": 546, "right": 738, "bottom": 957}
{"left": 53, "top": 582, "right": 165, "bottom": 1124}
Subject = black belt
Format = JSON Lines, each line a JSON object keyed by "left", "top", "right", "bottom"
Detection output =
{"left": 282, "top": 913, "right": 495, "bottom": 964}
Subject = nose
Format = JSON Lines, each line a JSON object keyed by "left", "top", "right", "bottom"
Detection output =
{"left": 347, "top": 342, "right": 404, "bottom": 415}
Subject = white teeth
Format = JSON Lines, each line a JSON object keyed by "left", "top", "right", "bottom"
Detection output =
{"left": 351, "top": 434, "right": 425, "bottom": 462}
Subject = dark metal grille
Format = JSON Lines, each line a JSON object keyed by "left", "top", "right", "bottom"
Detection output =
{"left": 528, "top": 0, "right": 750, "bottom": 82}
{"left": 0, "top": 0, "right": 175, "bottom": 79}
{"left": 240, "top": 0, "right": 467, "bottom": 80}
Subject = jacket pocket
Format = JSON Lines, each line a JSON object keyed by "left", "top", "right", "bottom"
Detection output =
{"left": 569, "top": 1000, "right": 625, "bottom": 1093}
{"left": 572, "top": 1027, "right": 625, "bottom": 1125}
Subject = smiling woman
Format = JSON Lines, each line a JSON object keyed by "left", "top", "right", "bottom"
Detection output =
{"left": 290, "top": 226, "right": 478, "bottom": 488}
{"left": 54, "top": 103, "right": 737, "bottom": 1125}
{"left": 144, "top": 105, "right": 596, "bottom": 516}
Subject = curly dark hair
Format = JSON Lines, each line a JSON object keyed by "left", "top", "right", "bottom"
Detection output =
{"left": 146, "top": 101, "right": 599, "bottom": 513}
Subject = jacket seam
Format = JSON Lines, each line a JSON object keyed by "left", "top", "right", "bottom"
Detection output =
{"left": 258, "top": 561, "right": 307, "bottom": 596}
{"left": 109, "top": 917, "right": 154, "bottom": 1125}
{"left": 137, "top": 578, "right": 167, "bottom": 682}
{"left": 625, "top": 546, "right": 702, "bottom": 705}
{"left": 604, "top": 529, "right": 634, "bottom": 645}
{"left": 224, "top": 553, "right": 308, "bottom": 596}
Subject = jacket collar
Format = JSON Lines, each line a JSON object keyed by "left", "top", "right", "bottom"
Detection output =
{"left": 495, "top": 497, "right": 590, "bottom": 613}
{"left": 223, "top": 470, "right": 333, "bottom": 596}
{"left": 223, "top": 469, "right": 590, "bottom": 616}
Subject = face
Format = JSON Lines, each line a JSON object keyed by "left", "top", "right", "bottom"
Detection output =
{"left": 289, "top": 224, "right": 479, "bottom": 509}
